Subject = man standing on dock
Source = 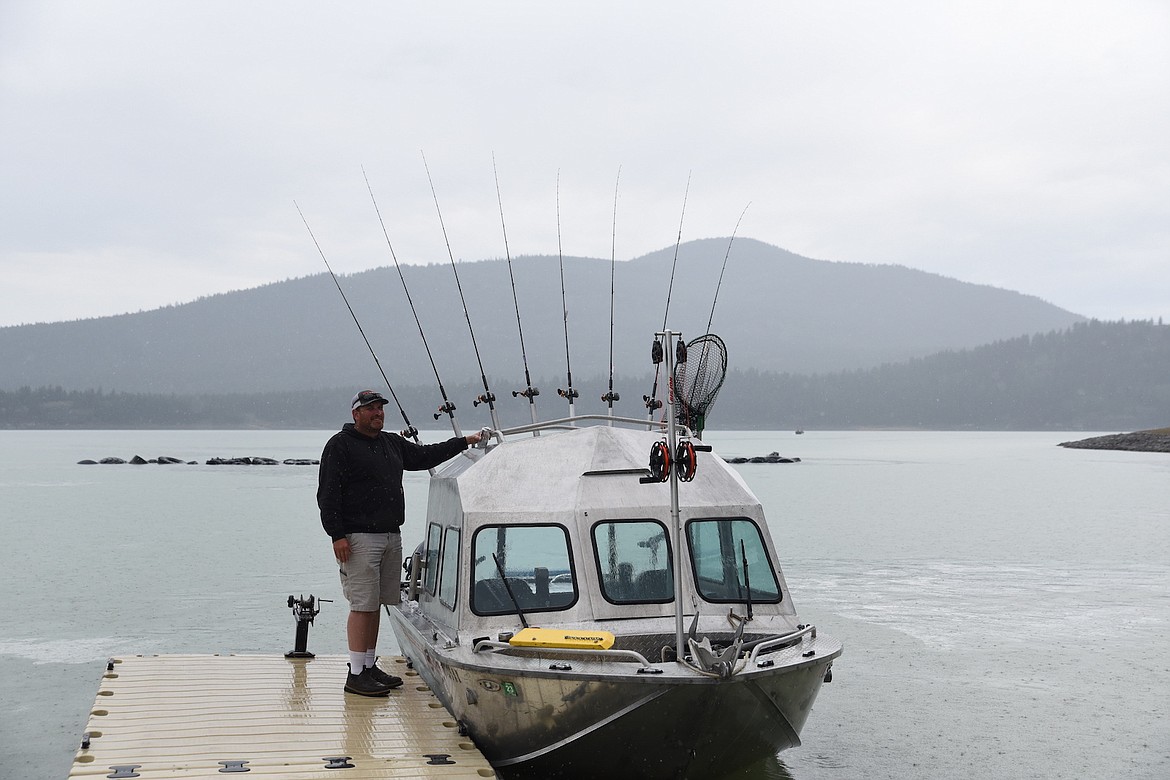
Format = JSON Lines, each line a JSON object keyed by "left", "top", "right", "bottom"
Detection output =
{"left": 318, "top": 390, "right": 486, "bottom": 696}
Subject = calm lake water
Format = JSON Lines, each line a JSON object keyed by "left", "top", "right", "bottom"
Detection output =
{"left": 2, "top": 429, "right": 1168, "bottom": 779}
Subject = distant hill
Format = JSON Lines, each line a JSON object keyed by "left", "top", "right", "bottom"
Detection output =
{"left": 0, "top": 239, "right": 1082, "bottom": 396}
{"left": 3, "top": 320, "right": 1165, "bottom": 431}
{"left": 716, "top": 319, "right": 1170, "bottom": 431}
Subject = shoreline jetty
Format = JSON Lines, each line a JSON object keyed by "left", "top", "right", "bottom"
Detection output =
{"left": 1059, "top": 428, "right": 1170, "bottom": 453}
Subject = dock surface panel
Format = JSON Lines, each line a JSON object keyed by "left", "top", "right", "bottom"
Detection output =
{"left": 69, "top": 654, "right": 495, "bottom": 779}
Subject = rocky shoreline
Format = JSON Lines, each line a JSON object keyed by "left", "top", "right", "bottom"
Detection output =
{"left": 1058, "top": 429, "right": 1170, "bottom": 453}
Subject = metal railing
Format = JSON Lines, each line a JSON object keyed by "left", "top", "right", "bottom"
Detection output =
{"left": 745, "top": 624, "right": 817, "bottom": 666}
{"left": 473, "top": 639, "right": 654, "bottom": 667}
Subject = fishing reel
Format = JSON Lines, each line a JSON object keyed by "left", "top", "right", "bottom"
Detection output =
{"left": 649, "top": 337, "right": 687, "bottom": 365}
{"left": 558, "top": 387, "right": 579, "bottom": 400}
{"left": 601, "top": 391, "right": 621, "bottom": 403}
{"left": 473, "top": 392, "right": 496, "bottom": 407}
{"left": 513, "top": 386, "right": 540, "bottom": 399}
{"left": 641, "top": 440, "right": 672, "bottom": 483}
{"left": 434, "top": 400, "right": 456, "bottom": 421}
{"left": 640, "top": 438, "right": 711, "bottom": 484}
{"left": 643, "top": 394, "right": 663, "bottom": 412}
{"left": 675, "top": 440, "right": 697, "bottom": 482}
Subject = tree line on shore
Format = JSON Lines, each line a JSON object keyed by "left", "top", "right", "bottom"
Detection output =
{"left": 3, "top": 320, "right": 1167, "bottom": 431}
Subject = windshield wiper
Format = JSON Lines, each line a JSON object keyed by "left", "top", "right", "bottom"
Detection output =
{"left": 492, "top": 552, "right": 529, "bottom": 628}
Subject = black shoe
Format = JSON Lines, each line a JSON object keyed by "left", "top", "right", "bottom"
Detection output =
{"left": 367, "top": 662, "right": 403, "bottom": 689}
{"left": 344, "top": 664, "right": 392, "bottom": 697}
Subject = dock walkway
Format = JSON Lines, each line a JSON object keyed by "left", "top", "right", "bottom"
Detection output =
{"left": 68, "top": 654, "right": 496, "bottom": 779}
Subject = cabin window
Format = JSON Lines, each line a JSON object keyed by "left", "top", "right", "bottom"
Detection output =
{"left": 591, "top": 519, "right": 673, "bottom": 603}
{"left": 685, "top": 518, "right": 782, "bottom": 604}
{"left": 470, "top": 524, "right": 577, "bottom": 616}
{"left": 438, "top": 527, "right": 460, "bottom": 609}
{"left": 424, "top": 523, "right": 443, "bottom": 595}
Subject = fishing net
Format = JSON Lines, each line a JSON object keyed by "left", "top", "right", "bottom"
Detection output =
{"left": 672, "top": 333, "right": 727, "bottom": 437}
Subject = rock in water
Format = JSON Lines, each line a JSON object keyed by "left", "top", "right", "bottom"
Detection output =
{"left": 1058, "top": 430, "right": 1170, "bottom": 453}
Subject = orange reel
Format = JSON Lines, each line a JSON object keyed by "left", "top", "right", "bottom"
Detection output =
{"left": 648, "top": 440, "right": 672, "bottom": 482}
{"left": 675, "top": 440, "right": 697, "bottom": 481}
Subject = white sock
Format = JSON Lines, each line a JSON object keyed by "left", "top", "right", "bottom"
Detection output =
{"left": 349, "top": 651, "right": 367, "bottom": 673}
{"left": 365, "top": 649, "right": 377, "bottom": 669}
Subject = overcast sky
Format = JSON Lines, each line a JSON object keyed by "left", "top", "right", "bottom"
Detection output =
{"left": 2, "top": 1, "right": 1167, "bottom": 328}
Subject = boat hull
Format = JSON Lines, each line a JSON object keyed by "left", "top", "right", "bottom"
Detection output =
{"left": 485, "top": 667, "right": 828, "bottom": 779}
{"left": 389, "top": 609, "right": 838, "bottom": 779}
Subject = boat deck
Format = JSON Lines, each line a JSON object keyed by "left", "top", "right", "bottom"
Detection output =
{"left": 68, "top": 654, "right": 496, "bottom": 779}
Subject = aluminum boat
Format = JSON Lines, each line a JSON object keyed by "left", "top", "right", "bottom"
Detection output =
{"left": 388, "top": 334, "right": 841, "bottom": 779}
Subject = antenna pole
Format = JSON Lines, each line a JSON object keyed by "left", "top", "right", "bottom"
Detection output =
{"left": 661, "top": 328, "right": 686, "bottom": 660}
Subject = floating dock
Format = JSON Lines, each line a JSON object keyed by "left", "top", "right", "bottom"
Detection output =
{"left": 69, "top": 654, "right": 496, "bottom": 779}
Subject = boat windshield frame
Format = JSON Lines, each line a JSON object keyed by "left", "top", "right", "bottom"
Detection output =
{"left": 589, "top": 517, "right": 675, "bottom": 605}
{"left": 469, "top": 522, "right": 580, "bottom": 617}
{"left": 684, "top": 516, "right": 784, "bottom": 605}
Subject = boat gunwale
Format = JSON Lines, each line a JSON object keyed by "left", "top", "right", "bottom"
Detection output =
{"left": 391, "top": 608, "right": 841, "bottom": 685}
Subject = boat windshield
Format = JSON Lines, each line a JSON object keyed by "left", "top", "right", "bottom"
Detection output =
{"left": 591, "top": 519, "right": 674, "bottom": 603}
{"left": 470, "top": 524, "right": 578, "bottom": 615}
{"left": 685, "top": 517, "right": 782, "bottom": 604}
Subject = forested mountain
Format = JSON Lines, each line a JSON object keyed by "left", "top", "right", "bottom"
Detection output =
{"left": 4, "top": 320, "right": 1165, "bottom": 431}
{"left": 715, "top": 319, "right": 1170, "bottom": 431}
{"left": 0, "top": 238, "right": 1081, "bottom": 395}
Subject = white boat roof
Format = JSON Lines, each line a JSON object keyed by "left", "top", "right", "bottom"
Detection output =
{"left": 438, "top": 424, "right": 764, "bottom": 520}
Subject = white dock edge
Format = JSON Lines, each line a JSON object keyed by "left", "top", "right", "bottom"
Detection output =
{"left": 68, "top": 654, "right": 496, "bottom": 779}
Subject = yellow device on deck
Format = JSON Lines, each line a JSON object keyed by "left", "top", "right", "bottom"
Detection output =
{"left": 508, "top": 627, "right": 616, "bottom": 650}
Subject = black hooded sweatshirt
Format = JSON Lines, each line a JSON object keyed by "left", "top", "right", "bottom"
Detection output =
{"left": 317, "top": 423, "right": 468, "bottom": 541}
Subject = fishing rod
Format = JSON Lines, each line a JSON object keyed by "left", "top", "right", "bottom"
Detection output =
{"left": 554, "top": 171, "right": 579, "bottom": 420}
{"left": 674, "top": 203, "right": 750, "bottom": 438}
{"left": 601, "top": 167, "right": 621, "bottom": 423}
{"left": 362, "top": 167, "right": 463, "bottom": 438}
{"left": 644, "top": 174, "right": 691, "bottom": 421}
{"left": 294, "top": 201, "right": 421, "bottom": 443}
{"left": 421, "top": 152, "right": 502, "bottom": 432}
{"left": 706, "top": 202, "right": 751, "bottom": 334}
{"left": 492, "top": 155, "right": 540, "bottom": 430}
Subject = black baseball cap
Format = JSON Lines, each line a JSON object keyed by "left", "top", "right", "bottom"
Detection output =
{"left": 351, "top": 390, "right": 388, "bottom": 410}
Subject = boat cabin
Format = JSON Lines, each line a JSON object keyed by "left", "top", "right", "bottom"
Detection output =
{"left": 410, "top": 424, "right": 799, "bottom": 643}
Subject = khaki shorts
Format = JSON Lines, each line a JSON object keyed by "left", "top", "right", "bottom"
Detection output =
{"left": 339, "top": 532, "right": 402, "bottom": 611}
